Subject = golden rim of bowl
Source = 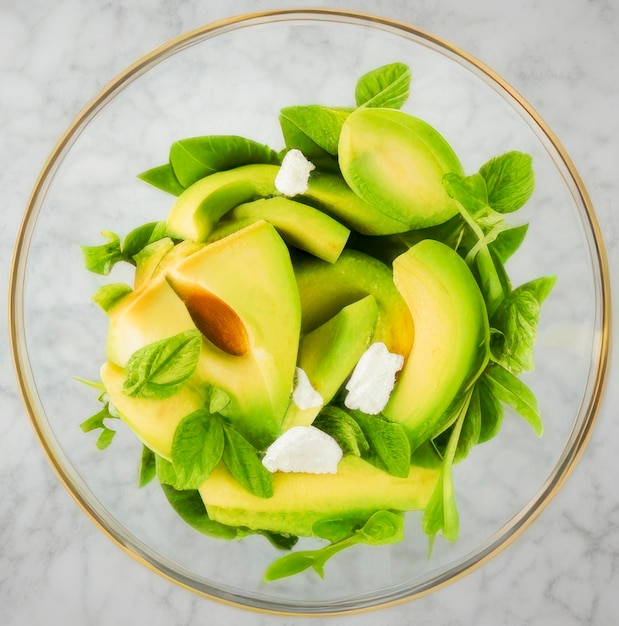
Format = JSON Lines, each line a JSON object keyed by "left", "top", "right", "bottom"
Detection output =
{"left": 8, "top": 8, "right": 612, "bottom": 617}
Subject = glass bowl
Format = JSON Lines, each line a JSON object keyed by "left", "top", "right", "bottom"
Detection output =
{"left": 9, "top": 9, "right": 610, "bottom": 615}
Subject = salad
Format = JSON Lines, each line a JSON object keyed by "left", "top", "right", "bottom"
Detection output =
{"left": 79, "top": 62, "right": 555, "bottom": 581}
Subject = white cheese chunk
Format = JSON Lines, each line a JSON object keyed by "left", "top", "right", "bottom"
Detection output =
{"left": 344, "top": 342, "right": 404, "bottom": 415}
{"left": 275, "top": 149, "right": 315, "bottom": 196}
{"left": 262, "top": 426, "right": 342, "bottom": 474}
{"left": 292, "top": 367, "right": 323, "bottom": 409}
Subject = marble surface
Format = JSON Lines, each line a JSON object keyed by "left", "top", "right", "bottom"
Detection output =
{"left": 2, "top": 0, "right": 618, "bottom": 624}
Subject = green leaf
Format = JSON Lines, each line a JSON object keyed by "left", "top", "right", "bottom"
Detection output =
{"left": 222, "top": 425, "right": 273, "bottom": 498}
{"left": 351, "top": 411, "right": 411, "bottom": 478}
{"left": 122, "top": 221, "right": 168, "bottom": 260}
{"left": 160, "top": 483, "right": 242, "bottom": 540}
{"left": 313, "top": 405, "right": 369, "bottom": 457}
{"left": 92, "top": 282, "right": 132, "bottom": 313}
{"left": 138, "top": 445, "right": 156, "bottom": 488}
{"left": 355, "top": 62, "right": 411, "bottom": 109}
{"left": 155, "top": 455, "right": 179, "bottom": 486}
{"left": 476, "top": 378, "right": 504, "bottom": 443}
{"left": 169, "top": 135, "right": 280, "bottom": 188}
{"left": 491, "top": 276, "right": 556, "bottom": 373}
{"left": 482, "top": 364, "right": 543, "bottom": 436}
{"left": 122, "top": 330, "right": 202, "bottom": 399}
{"left": 479, "top": 151, "right": 534, "bottom": 213}
{"left": 208, "top": 387, "right": 231, "bottom": 415}
{"left": 137, "top": 163, "right": 185, "bottom": 196}
{"left": 454, "top": 389, "right": 482, "bottom": 463}
{"left": 279, "top": 105, "right": 352, "bottom": 156}
{"left": 81, "top": 231, "right": 123, "bottom": 275}
{"left": 79, "top": 403, "right": 119, "bottom": 450}
{"left": 171, "top": 410, "right": 225, "bottom": 490}
{"left": 489, "top": 224, "right": 529, "bottom": 264}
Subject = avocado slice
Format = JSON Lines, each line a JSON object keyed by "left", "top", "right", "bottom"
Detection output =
{"left": 211, "top": 196, "right": 350, "bottom": 263}
{"left": 383, "top": 239, "right": 490, "bottom": 451}
{"left": 338, "top": 108, "right": 464, "bottom": 229}
{"left": 133, "top": 237, "right": 175, "bottom": 290}
{"left": 294, "top": 249, "right": 414, "bottom": 359}
{"left": 165, "top": 163, "right": 280, "bottom": 241}
{"left": 282, "top": 295, "right": 379, "bottom": 430}
{"left": 199, "top": 456, "right": 439, "bottom": 537}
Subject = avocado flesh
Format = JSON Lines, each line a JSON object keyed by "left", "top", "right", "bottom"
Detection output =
{"left": 383, "top": 239, "right": 490, "bottom": 451}
{"left": 338, "top": 108, "right": 465, "bottom": 229}
{"left": 282, "top": 295, "right": 379, "bottom": 430}
{"left": 212, "top": 196, "right": 350, "bottom": 263}
{"left": 133, "top": 237, "right": 175, "bottom": 290}
{"left": 165, "top": 163, "right": 280, "bottom": 242}
{"left": 199, "top": 456, "right": 439, "bottom": 537}
{"left": 294, "top": 249, "right": 414, "bottom": 359}
{"left": 105, "top": 221, "right": 301, "bottom": 449}
{"left": 100, "top": 361, "right": 207, "bottom": 459}
{"left": 301, "top": 171, "right": 410, "bottom": 235}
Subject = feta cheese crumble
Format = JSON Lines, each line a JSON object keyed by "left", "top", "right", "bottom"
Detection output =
{"left": 344, "top": 342, "right": 404, "bottom": 414}
{"left": 292, "top": 367, "right": 323, "bottom": 410}
{"left": 275, "top": 149, "right": 315, "bottom": 196}
{"left": 262, "top": 426, "right": 342, "bottom": 474}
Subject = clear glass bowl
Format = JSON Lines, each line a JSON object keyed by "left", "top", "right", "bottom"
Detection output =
{"left": 9, "top": 9, "right": 610, "bottom": 615}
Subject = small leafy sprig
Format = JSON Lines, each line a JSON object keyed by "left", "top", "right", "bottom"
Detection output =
{"left": 76, "top": 378, "right": 120, "bottom": 450}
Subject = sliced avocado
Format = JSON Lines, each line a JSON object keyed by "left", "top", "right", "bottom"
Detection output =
{"left": 100, "top": 361, "right": 207, "bottom": 459}
{"left": 300, "top": 171, "right": 410, "bottom": 235}
{"left": 338, "top": 108, "right": 464, "bottom": 229}
{"left": 383, "top": 239, "right": 490, "bottom": 451}
{"left": 199, "top": 456, "right": 439, "bottom": 537}
{"left": 133, "top": 237, "right": 175, "bottom": 290}
{"left": 282, "top": 295, "right": 379, "bottom": 430}
{"left": 211, "top": 196, "right": 350, "bottom": 264}
{"left": 294, "top": 249, "right": 414, "bottom": 359}
{"left": 166, "top": 221, "right": 302, "bottom": 447}
{"left": 165, "top": 163, "right": 280, "bottom": 242}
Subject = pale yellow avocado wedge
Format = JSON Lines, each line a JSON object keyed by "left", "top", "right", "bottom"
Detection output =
{"left": 166, "top": 220, "right": 302, "bottom": 447}
{"left": 165, "top": 163, "right": 280, "bottom": 242}
{"left": 199, "top": 456, "right": 439, "bottom": 537}
{"left": 100, "top": 361, "right": 207, "bottom": 459}
{"left": 384, "top": 239, "right": 490, "bottom": 451}
{"left": 282, "top": 295, "right": 379, "bottom": 430}
{"left": 294, "top": 249, "right": 414, "bottom": 359}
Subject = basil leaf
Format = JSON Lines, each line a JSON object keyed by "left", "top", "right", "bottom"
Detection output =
{"left": 79, "top": 403, "right": 119, "bottom": 450}
{"left": 476, "top": 378, "right": 504, "bottom": 443}
{"left": 489, "top": 223, "right": 529, "bottom": 264}
{"left": 169, "top": 135, "right": 280, "bottom": 188}
{"left": 155, "top": 454, "right": 179, "bottom": 486}
{"left": 137, "top": 163, "right": 185, "bottom": 196}
{"left": 160, "top": 483, "right": 242, "bottom": 540}
{"left": 123, "top": 330, "right": 202, "bottom": 399}
{"left": 92, "top": 282, "right": 132, "bottom": 313}
{"left": 350, "top": 411, "right": 411, "bottom": 478}
{"left": 313, "top": 405, "right": 369, "bottom": 457}
{"left": 222, "top": 425, "right": 273, "bottom": 498}
{"left": 491, "top": 276, "right": 556, "bottom": 373}
{"left": 208, "top": 387, "right": 231, "bottom": 414}
{"left": 138, "top": 445, "right": 156, "bottom": 488}
{"left": 279, "top": 105, "right": 352, "bottom": 157}
{"left": 479, "top": 151, "right": 534, "bottom": 214}
{"left": 355, "top": 62, "right": 411, "bottom": 109}
{"left": 482, "top": 364, "right": 543, "bottom": 436}
{"left": 171, "top": 410, "right": 225, "bottom": 490}
{"left": 454, "top": 389, "right": 482, "bottom": 463}
{"left": 81, "top": 231, "right": 123, "bottom": 275}
{"left": 122, "top": 221, "right": 168, "bottom": 260}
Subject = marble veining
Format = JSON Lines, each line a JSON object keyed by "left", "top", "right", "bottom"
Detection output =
{"left": 2, "top": 1, "right": 619, "bottom": 624}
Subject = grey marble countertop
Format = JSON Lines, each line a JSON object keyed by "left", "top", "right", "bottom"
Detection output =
{"left": 2, "top": 1, "right": 618, "bottom": 624}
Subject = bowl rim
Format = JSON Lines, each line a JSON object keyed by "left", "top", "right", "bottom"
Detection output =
{"left": 8, "top": 7, "right": 612, "bottom": 616}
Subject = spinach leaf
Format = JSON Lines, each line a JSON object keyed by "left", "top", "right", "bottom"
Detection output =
{"left": 279, "top": 105, "right": 352, "bottom": 156}
{"left": 122, "top": 330, "right": 202, "bottom": 399}
{"left": 479, "top": 151, "right": 534, "bottom": 214}
{"left": 92, "top": 282, "right": 132, "bottom": 313}
{"left": 79, "top": 402, "right": 119, "bottom": 450}
{"left": 313, "top": 405, "right": 369, "bottom": 457}
{"left": 169, "top": 135, "right": 280, "bottom": 188}
{"left": 491, "top": 276, "right": 556, "bottom": 373}
{"left": 171, "top": 410, "right": 225, "bottom": 490}
{"left": 81, "top": 231, "right": 123, "bottom": 275}
{"left": 355, "top": 62, "right": 411, "bottom": 109}
{"left": 264, "top": 510, "right": 404, "bottom": 581}
{"left": 137, "top": 163, "right": 185, "bottom": 196}
{"left": 482, "top": 364, "right": 543, "bottom": 436}
{"left": 138, "top": 445, "right": 156, "bottom": 488}
{"left": 222, "top": 425, "right": 273, "bottom": 498}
